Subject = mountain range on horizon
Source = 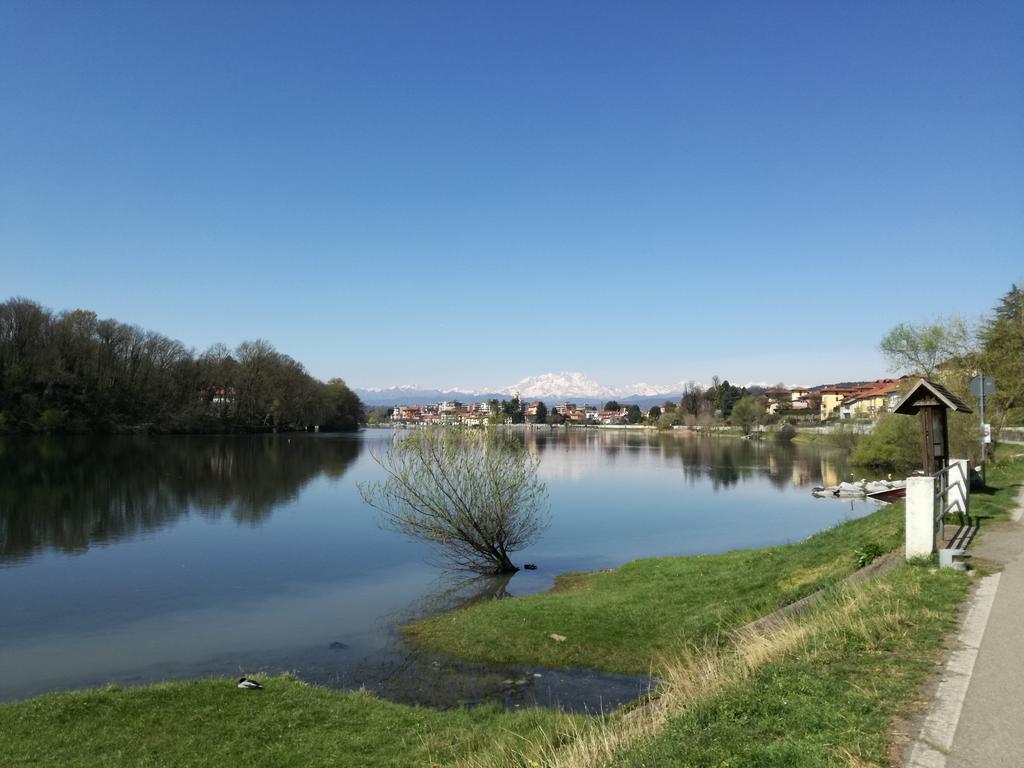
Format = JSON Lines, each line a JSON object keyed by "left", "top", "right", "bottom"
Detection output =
{"left": 353, "top": 372, "right": 776, "bottom": 408}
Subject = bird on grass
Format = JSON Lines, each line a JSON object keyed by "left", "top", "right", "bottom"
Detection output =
{"left": 237, "top": 677, "right": 263, "bottom": 690}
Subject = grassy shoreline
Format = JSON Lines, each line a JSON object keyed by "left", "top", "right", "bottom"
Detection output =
{"left": 407, "top": 502, "right": 906, "bottom": 674}
{"left": 0, "top": 678, "right": 582, "bottom": 768}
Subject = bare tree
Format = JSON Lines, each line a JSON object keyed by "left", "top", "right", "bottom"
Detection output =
{"left": 358, "top": 428, "right": 549, "bottom": 574}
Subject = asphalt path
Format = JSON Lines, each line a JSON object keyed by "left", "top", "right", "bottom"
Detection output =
{"left": 945, "top": 489, "right": 1024, "bottom": 768}
{"left": 906, "top": 485, "right": 1024, "bottom": 767}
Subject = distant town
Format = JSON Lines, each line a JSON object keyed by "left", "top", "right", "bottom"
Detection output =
{"left": 381, "top": 377, "right": 911, "bottom": 427}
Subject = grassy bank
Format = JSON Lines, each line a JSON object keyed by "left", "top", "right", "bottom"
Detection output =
{"left": 0, "top": 678, "right": 582, "bottom": 768}
{"left": 613, "top": 566, "right": 969, "bottom": 767}
{"left": 469, "top": 563, "right": 973, "bottom": 768}
{"left": 408, "top": 503, "right": 905, "bottom": 674}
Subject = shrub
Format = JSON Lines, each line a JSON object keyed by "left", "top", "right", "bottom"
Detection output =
{"left": 774, "top": 424, "right": 797, "bottom": 442}
{"left": 850, "top": 414, "right": 922, "bottom": 472}
{"left": 855, "top": 542, "right": 885, "bottom": 569}
{"left": 657, "top": 411, "right": 679, "bottom": 430}
{"left": 37, "top": 408, "right": 65, "bottom": 433}
{"left": 825, "top": 423, "right": 861, "bottom": 453}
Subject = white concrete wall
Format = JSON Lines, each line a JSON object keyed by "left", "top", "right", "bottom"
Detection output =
{"left": 906, "top": 475, "right": 936, "bottom": 560}
{"left": 947, "top": 459, "right": 969, "bottom": 518}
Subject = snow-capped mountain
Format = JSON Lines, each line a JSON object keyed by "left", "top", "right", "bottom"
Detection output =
{"left": 493, "top": 372, "right": 678, "bottom": 400}
{"left": 354, "top": 372, "right": 688, "bottom": 407}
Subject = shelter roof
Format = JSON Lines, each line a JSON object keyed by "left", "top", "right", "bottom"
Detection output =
{"left": 893, "top": 378, "right": 973, "bottom": 415}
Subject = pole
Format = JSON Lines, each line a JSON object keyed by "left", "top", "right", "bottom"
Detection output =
{"left": 979, "top": 373, "right": 987, "bottom": 486}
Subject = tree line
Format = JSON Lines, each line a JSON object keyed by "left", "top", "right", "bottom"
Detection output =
{"left": 852, "top": 283, "right": 1024, "bottom": 470}
{"left": 0, "top": 297, "right": 364, "bottom": 433}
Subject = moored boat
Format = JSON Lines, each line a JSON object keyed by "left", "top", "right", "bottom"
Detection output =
{"left": 866, "top": 486, "right": 907, "bottom": 503}
{"left": 812, "top": 479, "right": 906, "bottom": 502}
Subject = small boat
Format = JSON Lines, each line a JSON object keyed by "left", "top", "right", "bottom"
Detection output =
{"left": 866, "top": 486, "right": 907, "bottom": 503}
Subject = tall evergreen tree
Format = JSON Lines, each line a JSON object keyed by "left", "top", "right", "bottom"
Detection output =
{"left": 981, "top": 284, "right": 1024, "bottom": 418}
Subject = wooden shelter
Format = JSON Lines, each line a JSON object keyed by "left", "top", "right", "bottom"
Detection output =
{"left": 893, "top": 379, "right": 973, "bottom": 474}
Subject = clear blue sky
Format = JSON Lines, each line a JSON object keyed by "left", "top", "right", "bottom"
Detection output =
{"left": 2, "top": 1, "right": 1021, "bottom": 390}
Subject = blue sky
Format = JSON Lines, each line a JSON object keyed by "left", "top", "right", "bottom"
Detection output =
{"left": 2, "top": 1, "right": 1021, "bottom": 390}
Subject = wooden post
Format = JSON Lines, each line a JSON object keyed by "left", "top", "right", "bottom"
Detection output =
{"left": 920, "top": 408, "right": 933, "bottom": 474}
{"left": 919, "top": 405, "right": 950, "bottom": 475}
{"left": 937, "top": 408, "right": 949, "bottom": 475}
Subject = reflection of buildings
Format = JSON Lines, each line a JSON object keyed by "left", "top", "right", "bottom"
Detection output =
{"left": 790, "top": 458, "right": 813, "bottom": 487}
{"left": 820, "top": 459, "right": 841, "bottom": 488}
{"left": 766, "top": 447, "right": 852, "bottom": 488}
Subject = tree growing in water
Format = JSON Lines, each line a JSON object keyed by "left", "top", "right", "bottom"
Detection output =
{"left": 358, "top": 428, "right": 549, "bottom": 574}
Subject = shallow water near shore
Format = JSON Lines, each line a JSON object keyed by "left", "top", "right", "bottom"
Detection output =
{"left": 0, "top": 429, "right": 872, "bottom": 709}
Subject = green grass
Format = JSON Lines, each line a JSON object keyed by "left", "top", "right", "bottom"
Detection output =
{"left": 969, "top": 454, "right": 1024, "bottom": 522}
{"left": 614, "top": 565, "right": 971, "bottom": 768}
{"left": 409, "top": 504, "right": 906, "bottom": 674}
{"left": 0, "top": 677, "right": 581, "bottom": 768}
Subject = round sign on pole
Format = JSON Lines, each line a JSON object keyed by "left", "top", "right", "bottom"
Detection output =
{"left": 970, "top": 375, "right": 996, "bottom": 398}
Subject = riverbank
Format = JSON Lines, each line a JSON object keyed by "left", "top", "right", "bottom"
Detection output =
{"left": 4, "top": 456, "right": 1021, "bottom": 767}
{"left": 409, "top": 457, "right": 1024, "bottom": 676}
{"left": 0, "top": 565, "right": 968, "bottom": 768}
{"left": 407, "top": 498, "right": 905, "bottom": 673}
{"left": 0, "top": 678, "right": 582, "bottom": 768}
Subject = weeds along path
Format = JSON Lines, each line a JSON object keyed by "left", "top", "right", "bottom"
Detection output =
{"left": 458, "top": 567, "right": 968, "bottom": 768}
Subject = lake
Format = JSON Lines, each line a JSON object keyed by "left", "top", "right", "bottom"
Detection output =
{"left": 0, "top": 429, "right": 872, "bottom": 709}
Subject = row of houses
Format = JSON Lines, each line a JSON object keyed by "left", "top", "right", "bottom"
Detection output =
{"left": 390, "top": 400, "right": 642, "bottom": 426}
{"left": 390, "top": 377, "right": 913, "bottom": 428}
{"left": 390, "top": 401, "right": 490, "bottom": 425}
{"left": 765, "top": 377, "right": 909, "bottom": 421}
{"left": 825, "top": 378, "right": 909, "bottom": 420}
{"left": 551, "top": 403, "right": 643, "bottom": 425}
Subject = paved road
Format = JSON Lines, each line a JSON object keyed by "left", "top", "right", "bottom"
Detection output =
{"left": 905, "top": 485, "right": 1024, "bottom": 768}
{"left": 944, "top": 491, "right": 1024, "bottom": 768}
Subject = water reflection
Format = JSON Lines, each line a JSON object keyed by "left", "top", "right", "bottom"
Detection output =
{"left": 0, "top": 435, "right": 359, "bottom": 564}
{"left": 1, "top": 430, "right": 857, "bottom": 568}
{"left": 0, "top": 429, "right": 871, "bottom": 709}
{"left": 521, "top": 429, "right": 855, "bottom": 491}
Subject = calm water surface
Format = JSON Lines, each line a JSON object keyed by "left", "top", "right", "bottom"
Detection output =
{"left": 0, "top": 429, "right": 871, "bottom": 708}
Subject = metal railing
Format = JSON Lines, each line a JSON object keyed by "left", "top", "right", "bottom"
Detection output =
{"left": 932, "top": 461, "right": 969, "bottom": 543}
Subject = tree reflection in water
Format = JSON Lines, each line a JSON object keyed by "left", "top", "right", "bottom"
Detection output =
{"left": 518, "top": 428, "right": 851, "bottom": 491}
{"left": 0, "top": 435, "right": 359, "bottom": 564}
